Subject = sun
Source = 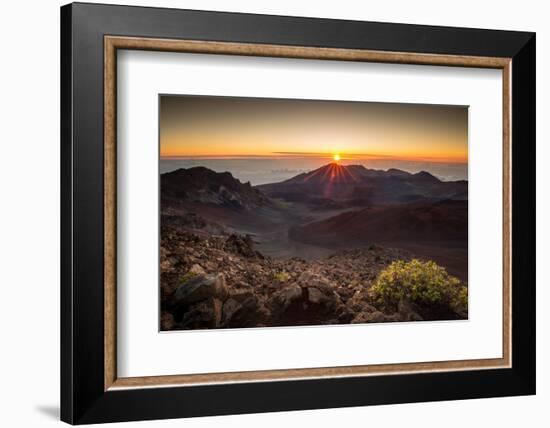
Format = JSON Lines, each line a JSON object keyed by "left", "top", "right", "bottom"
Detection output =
{"left": 333, "top": 153, "right": 341, "bottom": 162}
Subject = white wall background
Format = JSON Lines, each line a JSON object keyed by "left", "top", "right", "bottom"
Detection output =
{"left": 0, "top": 0, "right": 546, "bottom": 426}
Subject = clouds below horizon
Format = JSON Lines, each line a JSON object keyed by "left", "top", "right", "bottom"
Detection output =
{"left": 160, "top": 157, "right": 468, "bottom": 186}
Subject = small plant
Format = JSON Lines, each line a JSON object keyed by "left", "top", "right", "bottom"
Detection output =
{"left": 371, "top": 259, "right": 467, "bottom": 316}
{"left": 273, "top": 271, "right": 291, "bottom": 282}
{"left": 179, "top": 271, "right": 198, "bottom": 284}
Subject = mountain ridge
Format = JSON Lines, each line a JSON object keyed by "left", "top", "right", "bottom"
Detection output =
{"left": 257, "top": 162, "right": 467, "bottom": 206}
{"left": 161, "top": 166, "right": 270, "bottom": 211}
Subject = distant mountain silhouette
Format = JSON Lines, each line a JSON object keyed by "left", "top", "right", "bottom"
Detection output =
{"left": 161, "top": 167, "right": 269, "bottom": 211}
{"left": 257, "top": 162, "right": 467, "bottom": 206}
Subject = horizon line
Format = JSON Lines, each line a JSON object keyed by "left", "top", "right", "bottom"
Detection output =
{"left": 160, "top": 153, "right": 468, "bottom": 164}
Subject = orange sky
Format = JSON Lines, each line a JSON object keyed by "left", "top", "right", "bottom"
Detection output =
{"left": 160, "top": 95, "right": 468, "bottom": 163}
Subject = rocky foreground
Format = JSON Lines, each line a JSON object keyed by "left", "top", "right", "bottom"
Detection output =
{"left": 159, "top": 225, "right": 440, "bottom": 331}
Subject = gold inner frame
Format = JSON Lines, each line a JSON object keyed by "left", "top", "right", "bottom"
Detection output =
{"left": 104, "top": 35, "right": 512, "bottom": 391}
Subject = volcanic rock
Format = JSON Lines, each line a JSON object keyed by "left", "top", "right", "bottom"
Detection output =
{"left": 398, "top": 299, "right": 424, "bottom": 322}
{"left": 173, "top": 273, "right": 227, "bottom": 304}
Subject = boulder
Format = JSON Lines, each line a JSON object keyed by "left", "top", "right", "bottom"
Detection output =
{"left": 307, "top": 287, "right": 324, "bottom": 304}
{"left": 232, "top": 280, "right": 252, "bottom": 290}
{"left": 222, "top": 298, "right": 242, "bottom": 325}
{"left": 345, "top": 290, "right": 377, "bottom": 314}
{"left": 306, "top": 286, "right": 340, "bottom": 312}
{"left": 211, "top": 298, "right": 223, "bottom": 326}
{"left": 382, "top": 313, "right": 403, "bottom": 323}
{"left": 173, "top": 273, "right": 227, "bottom": 305}
{"left": 297, "top": 271, "right": 332, "bottom": 291}
{"left": 336, "top": 306, "right": 355, "bottom": 323}
{"left": 230, "top": 288, "right": 254, "bottom": 303}
{"left": 398, "top": 299, "right": 424, "bottom": 322}
{"left": 351, "top": 311, "right": 386, "bottom": 324}
{"left": 179, "top": 298, "right": 223, "bottom": 329}
{"left": 188, "top": 264, "right": 206, "bottom": 275}
{"left": 160, "top": 312, "right": 175, "bottom": 330}
{"left": 224, "top": 234, "right": 260, "bottom": 258}
{"left": 160, "top": 256, "right": 179, "bottom": 272}
{"left": 221, "top": 295, "right": 263, "bottom": 328}
{"left": 272, "top": 283, "right": 303, "bottom": 310}
{"left": 160, "top": 272, "right": 183, "bottom": 298}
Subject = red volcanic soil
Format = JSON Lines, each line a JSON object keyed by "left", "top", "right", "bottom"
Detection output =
{"left": 385, "top": 241, "right": 468, "bottom": 282}
{"left": 290, "top": 199, "right": 468, "bottom": 280}
{"left": 291, "top": 200, "right": 467, "bottom": 243}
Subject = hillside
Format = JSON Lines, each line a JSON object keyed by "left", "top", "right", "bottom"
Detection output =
{"left": 290, "top": 199, "right": 468, "bottom": 244}
{"left": 160, "top": 226, "right": 466, "bottom": 331}
{"left": 162, "top": 166, "right": 270, "bottom": 211}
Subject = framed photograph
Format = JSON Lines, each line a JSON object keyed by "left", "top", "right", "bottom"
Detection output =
{"left": 61, "top": 2, "right": 535, "bottom": 424}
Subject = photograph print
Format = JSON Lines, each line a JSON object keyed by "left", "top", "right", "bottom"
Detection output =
{"left": 159, "top": 95, "right": 468, "bottom": 331}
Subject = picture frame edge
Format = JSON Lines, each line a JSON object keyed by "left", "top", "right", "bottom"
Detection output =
{"left": 61, "top": 2, "right": 536, "bottom": 424}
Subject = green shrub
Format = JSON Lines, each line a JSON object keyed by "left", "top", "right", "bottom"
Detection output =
{"left": 371, "top": 259, "right": 467, "bottom": 316}
{"left": 273, "top": 271, "right": 291, "bottom": 282}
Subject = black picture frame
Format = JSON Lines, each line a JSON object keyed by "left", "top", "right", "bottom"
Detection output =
{"left": 61, "top": 2, "right": 535, "bottom": 424}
